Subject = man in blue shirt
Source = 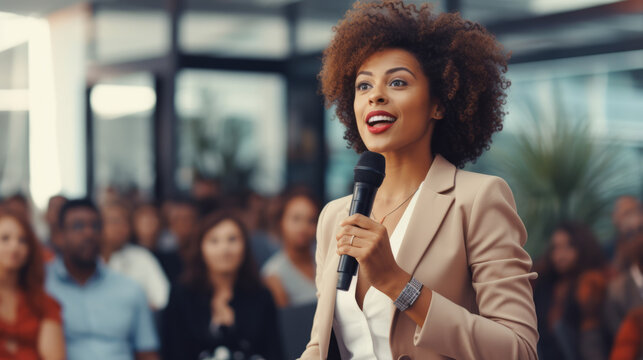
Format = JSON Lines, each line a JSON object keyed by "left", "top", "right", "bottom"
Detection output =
{"left": 46, "top": 199, "right": 159, "bottom": 360}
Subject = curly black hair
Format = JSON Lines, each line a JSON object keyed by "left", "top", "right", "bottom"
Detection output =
{"left": 319, "top": 0, "right": 511, "bottom": 168}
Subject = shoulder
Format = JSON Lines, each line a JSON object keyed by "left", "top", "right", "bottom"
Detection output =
{"left": 122, "top": 244, "right": 158, "bottom": 263}
{"left": 453, "top": 169, "right": 514, "bottom": 204}
{"left": 41, "top": 292, "right": 62, "bottom": 322}
{"left": 103, "top": 267, "right": 148, "bottom": 301}
{"left": 261, "top": 251, "right": 288, "bottom": 276}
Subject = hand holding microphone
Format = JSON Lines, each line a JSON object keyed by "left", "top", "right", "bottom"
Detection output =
{"left": 336, "top": 151, "right": 386, "bottom": 291}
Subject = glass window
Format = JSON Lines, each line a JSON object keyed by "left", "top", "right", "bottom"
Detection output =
{"left": 175, "top": 70, "right": 287, "bottom": 195}
{"left": 93, "top": 9, "right": 169, "bottom": 63}
{"left": 0, "top": 43, "right": 29, "bottom": 196}
{"left": 180, "top": 12, "right": 288, "bottom": 58}
{"left": 324, "top": 107, "right": 359, "bottom": 202}
{"left": 90, "top": 73, "right": 156, "bottom": 199}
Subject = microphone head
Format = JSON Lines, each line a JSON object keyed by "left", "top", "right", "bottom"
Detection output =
{"left": 354, "top": 151, "right": 385, "bottom": 187}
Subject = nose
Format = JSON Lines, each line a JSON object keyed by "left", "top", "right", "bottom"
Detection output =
{"left": 368, "top": 87, "right": 388, "bottom": 105}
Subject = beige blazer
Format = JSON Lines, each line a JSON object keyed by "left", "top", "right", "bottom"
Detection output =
{"left": 300, "top": 155, "right": 539, "bottom": 360}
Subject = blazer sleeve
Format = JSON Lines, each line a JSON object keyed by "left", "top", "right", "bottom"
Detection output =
{"left": 299, "top": 202, "right": 332, "bottom": 360}
{"left": 413, "top": 176, "right": 539, "bottom": 360}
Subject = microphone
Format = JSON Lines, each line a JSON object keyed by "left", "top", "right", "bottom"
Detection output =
{"left": 337, "top": 151, "right": 385, "bottom": 291}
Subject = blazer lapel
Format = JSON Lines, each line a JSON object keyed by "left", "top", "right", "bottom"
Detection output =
{"left": 395, "top": 155, "right": 456, "bottom": 275}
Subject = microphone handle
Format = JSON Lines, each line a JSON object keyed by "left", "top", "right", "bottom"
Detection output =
{"left": 337, "top": 182, "right": 377, "bottom": 291}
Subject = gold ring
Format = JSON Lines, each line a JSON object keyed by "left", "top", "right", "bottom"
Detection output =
{"left": 349, "top": 235, "right": 355, "bottom": 246}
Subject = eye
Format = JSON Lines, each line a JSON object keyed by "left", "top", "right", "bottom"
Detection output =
{"left": 389, "top": 79, "right": 407, "bottom": 87}
{"left": 356, "top": 82, "right": 371, "bottom": 91}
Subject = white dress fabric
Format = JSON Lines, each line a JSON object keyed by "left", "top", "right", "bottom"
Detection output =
{"left": 332, "top": 185, "right": 423, "bottom": 360}
{"left": 106, "top": 244, "right": 170, "bottom": 310}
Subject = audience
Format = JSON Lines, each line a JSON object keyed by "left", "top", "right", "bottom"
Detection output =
{"left": 133, "top": 204, "right": 163, "bottom": 252}
{"left": 0, "top": 210, "right": 65, "bottom": 360}
{"left": 534, "top": 222, "right": 610, "bottom": 360}
{"left": 610, "top": 196, "right": 643, "bottom": 271}
{"left": 162, "top": 211, "right": 283, "bottom": 360}
{"left": 0, "top": 181, "right": 637, "bottom": 360}
{"left": 45, "top": 195, "right": 68, "bottom": 255}
{"left": 101, "top": 202, "right": 169, "bottom": 310}
{"left": 605, "top": 227, "right": 643, "bottom": 339}
{"left": 610, "top": 306, "right": 643, "bottom": 360}
{"left": 46, "top": 199, "right": 159, "bottom": 360}
{"left": 156, "top": 199, "right": 198, "bottom": 282}
{"left": 262, "top": 188, "right": 319, "bottom": 308}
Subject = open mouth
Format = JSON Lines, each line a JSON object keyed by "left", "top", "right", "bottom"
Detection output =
{"left": 366, "top": 111, "right": 397, "bottom": 133}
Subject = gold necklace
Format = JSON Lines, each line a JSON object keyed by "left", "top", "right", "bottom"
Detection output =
{"left": 371, "top": 187, "right": 419, "bottom": 224}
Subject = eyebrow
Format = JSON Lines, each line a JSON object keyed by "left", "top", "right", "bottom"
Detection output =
{"left": 356, "top": 67, "right": 417, "bottom": 79}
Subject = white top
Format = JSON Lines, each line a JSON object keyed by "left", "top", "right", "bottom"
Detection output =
{"left": 106, "top": 244, "right": 170, "bottom": 310}
{"left": 630, "top": 264, "right": 643, "bottom": 299}
{"left": 332, "top": 185, "right": 423, "bottom": 360}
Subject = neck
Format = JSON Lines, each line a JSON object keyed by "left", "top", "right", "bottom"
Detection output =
{"left": 63, "top": 257, "right": 97, "bottom": 285}
{"left": 209, "top": 271, "right": 236, "bottom": 291}
{"left": 0, "top": 269, "right": 18, "bottom": 291}
{"left": 377, "top": 148, "right": 433, "bottom": 202}
{"left": 285, "top": 244, "right": 313, "bottom": 265}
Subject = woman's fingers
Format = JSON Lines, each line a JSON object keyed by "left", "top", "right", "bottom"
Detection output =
{"left": 340, "top": 213, "right": 378, "bottom": 229}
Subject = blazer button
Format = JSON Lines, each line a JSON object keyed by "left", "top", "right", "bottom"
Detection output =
{"left": 398, "top": 355, "right": 411, "bottom": 360}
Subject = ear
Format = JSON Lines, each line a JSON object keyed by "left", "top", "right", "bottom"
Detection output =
{"left": 431, "top": 102, "right": 445, "bottom": 120}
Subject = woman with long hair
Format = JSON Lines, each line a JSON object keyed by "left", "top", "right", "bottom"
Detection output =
{"left": 534, "top": 222, "right": 609, "bottom": 360}
{"left": 161, "top": 211, "right": 283, "bottom": 360}
{"left": 262, "top": 188, "right": 320, "bottom": 308}
{"left": 300, "top": 1, "right": 538, "bottom": 359}
{"left": 0, "top": 210, "right": 65, "bottom": 360}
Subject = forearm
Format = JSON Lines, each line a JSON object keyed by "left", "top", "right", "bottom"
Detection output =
{"left": 379, "top": 268, "right": 432, "bottom": 328}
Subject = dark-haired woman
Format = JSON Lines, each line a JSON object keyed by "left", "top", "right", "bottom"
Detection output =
{"left": 0, "top": 211, "right": 65, "bottom": 360}
{"left": 262, "top": 189, "right": 319, "bottom": 308}
{"left": 161, "top": 212, "right": 283, "bottom": 360}
{"left": 534, "top": 222, "right": 611, "bottom": 360}
{"left": 300, "top": 1, "right": 538, "bottom": 359}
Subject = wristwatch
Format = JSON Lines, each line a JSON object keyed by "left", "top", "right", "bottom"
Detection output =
{"left": 394, "top": 277, "right": 423, "bottom": 311}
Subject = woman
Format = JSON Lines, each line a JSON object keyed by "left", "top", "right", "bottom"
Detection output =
{"left": 133, "top": 203, "right": 163, "bottom": 252}
{"left": 162, "top": 211, "right": 283, "bottom": 360}
{"left": 262, "top": 188, "right": 319, "bottom": 308}
{"left": 300, "top": 1, "right": 538, "bottom": 359}
{"left": 0, "top": 211, "right": 65, "bottom": 360}
{"left": 101, "top": 202, "right": 169, "bottom": 310}
{"left": 533, "top": 222, "right": 609, "bottom": 360}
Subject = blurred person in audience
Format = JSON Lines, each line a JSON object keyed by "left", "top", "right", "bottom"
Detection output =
{"left": 4, "top": 193, "right": 31, "bottom": 223}
{"left": 606, "top": 227, "right": 643, "bottom": 339}
{"left": 534, "top": 222, "right": 609, "bottom": 360}
{"left": 610, "top": 306, "right": 643, "bottom": 360}
{"left": 246, "top": 192, "right": 280, "bottom": 268}
{"left": 162, "top": 211, "right": 283, "bottom": 360}
{"left": 101, "top": 202, "right": 169, "bottom": 310}
{"left": 133, "top": 204, "right": 163, "bottom": 252}
{"left": 0, "top": 210, "right": 65, "bottom": 360}
{"left": 45, "top": 195, "right": 67, "bottom": 254}
{"left": 156, "top": 198, "right": 199, "bottom": 282}
{"left": 262, "top": 188, "right": 319, "bottom": 308}
{"left": 46, "top": 199, "right": 159, "bottom": 360}
{"left": 610, "top": 196, "right": 643, "bottom": 271}
{"left": 191, "top": 176, "right": 221, "bottom": 216}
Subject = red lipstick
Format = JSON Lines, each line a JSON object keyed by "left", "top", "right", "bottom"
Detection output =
{"left": 365, "top": 110, "right": 397, "bottom": 134}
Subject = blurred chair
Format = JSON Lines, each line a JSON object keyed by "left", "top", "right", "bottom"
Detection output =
{"left": 279, "top": 302, "right": 317, "bottom": 360}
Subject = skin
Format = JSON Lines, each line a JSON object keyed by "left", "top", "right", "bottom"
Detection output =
{"left": 61, "top": 208, "right": 159, "bottom": 360}
{"left": 133, "top": 206, "right": 161, "bottom": 250}
{"left": 550, "top": 230, "right": 578, "bottom": 276}
{"left": 335, "top": 48, "right": 445, "bottom": 324}
{"left": 0, "top": 216, "right": 65, "bottom": 360}
{"left": 265, "top": 196, "right": 318, "bottom": 307}
{"left": 101, "top": 205, "right": 132, "bottom": 262}
{"left": 201, "top": 220, "right": 246, "bottom": 327}
{"left": 168, "top": 204, "right": 198, "bottom": 246}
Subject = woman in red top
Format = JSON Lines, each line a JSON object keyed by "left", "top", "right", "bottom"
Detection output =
{"left": 0, "top": 210, "right": 65, "bottom": 360}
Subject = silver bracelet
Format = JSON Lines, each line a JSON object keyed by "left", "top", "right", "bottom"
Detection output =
{"left": 394, "top": 277, "right": 423, "bottom": 312}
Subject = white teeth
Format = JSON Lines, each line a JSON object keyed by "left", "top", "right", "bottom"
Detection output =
{"left": 368, "top": 115, "right": 396, "bottom": 125}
